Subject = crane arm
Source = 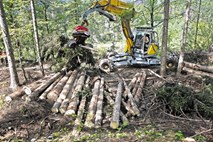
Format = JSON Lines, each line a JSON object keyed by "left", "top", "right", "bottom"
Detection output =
{"left": 82, "top": 0, "right": 134, "bottom": 53}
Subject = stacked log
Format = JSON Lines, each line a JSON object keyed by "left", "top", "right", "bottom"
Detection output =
{"left": 65, "top": 72, "right": 86, "bottom": 115}
{"left": 183, "top": 61, "right": 213, "bottom": 78}
{"left": 85, "top": 78, "right": 100, "bottom": 128}
{"left": 110, "top": 81, "right": 123, "bottom": 129}
{"left": 46, "top": 71, "right": 72, "bottom": 102}
{"left": 52, "top": 71, "right": 80, "bottom": 113}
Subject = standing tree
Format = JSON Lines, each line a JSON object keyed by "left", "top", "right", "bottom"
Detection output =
{"left": 30, "top": 0, "right": 45, "bottom": 76}
{"left": 0, "top": 1, "right": 19, "bottom": 90}
{"left": 176, "top": 0, "right": 192, "bottom": 77}
{"left": 160, "top": 0, "right": 170, "bottom": 77}
{"left": 194, "top": 0, "right": 202, "bottom": 49}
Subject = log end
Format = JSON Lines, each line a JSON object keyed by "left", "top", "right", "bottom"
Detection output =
{"left": 84, "top": 121, "right": 95, "bottom": 128}
{"left": 59, "top": 108, "right": 66, "bottom": 114}
{"left": 110, "top": 121, "right": 119, "bottom": 129}
{"left": 5, "top": 96, "right": 12, "bottom": 103}
{"left": 51, "top": 107, "right": 59, "bottom": 113}
{"left": 64, "top": 110, "right": 76, "bottom": 116}
{"left": 122, "top": 120, "right": 129, "bottom": 127}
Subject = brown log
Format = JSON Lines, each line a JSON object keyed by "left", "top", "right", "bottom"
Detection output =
{"left": 84, "top": 79, "right": 100, "bottom": 128}
{"left": 134, "top": 71, "right": 146, "bottom": 105}
{"left": 64, "top": 73, "right": 86, "bottom": 116}
{"left": 95, "top": 78, "right": 104, "bottom": 128}
{"left": 59, "top": 71, "right": 80, "bottom": 114}
{"left": 119, "top": 75, "right": 140, "bottom": 116}
{"left": 105, "top": 92, "right": 129, "bottom": 126}
{"left": 30, "top": 71, "right": 65, "bottom": 99}
{"left": 110, "top": 81, "right": 123, "bottom": 129}
{"left": 184, "top": 61, "right": 213, "bottom": 73}
{"left": 182, "top": 67, "right": 213, "bottom": 78}
{"left": 39, "top": 76, "right": 62, "bottom": 100}
{"left": 46, "top": 72, "right": 71, "bottom": 102}
{"left": 5, "top": 74, "right": 52, "bottom": 102}
{"left": 72, "top": 76, "right": 91, "bottom": 137}
{"left": 59, "top": 70, "right": 79, "bottom": 100}
{"left": 131, "top": 73, "right": 142, "bottom": 96}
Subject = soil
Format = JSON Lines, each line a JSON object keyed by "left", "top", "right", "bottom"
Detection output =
{"left": 0, "top": 63, "right": 212, "bottom": 142}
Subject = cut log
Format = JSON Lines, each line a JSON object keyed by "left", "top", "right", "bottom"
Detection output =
{"left": 119, "top": 75, "right": 140, "bottom": 116}
{"left": 110, "top": 81, "right": 123, "bottom": 129}
{"left": 39, "top": 76, "right": 62, "bottom": 100}
{"left": 59, "top": 70, "right": 79, "bottom": 100}
{"left": 51, "top": 97, "right": 63, "bottom": 113}
{"left": 30, "top": 71, "right": 66, "bottom": 100}
{"left": 184, "top": 61, "right": 213, "bottom": 73}
{"left": 84, "top": 78, "right": 100, "bottom": 128}
{"left": 59, "top": 71, "right": 80, "bottom": 114}
{"left": 95, "top": 78, "right": 104, "bottom": 128}
{"left": 5, "top": 74, "right": 53, "bottom": 102}
{"left": 46, "top": 72, "right": 71, "bottom": 102}
{"left": 64, "top": 73, "right": 86, "bottom": 116}
{"left": 106, "top": 83, "right": 136, "bottom": 116}
{"left": 105, "top": 92, "right": 129, "bottom": 126}
{"left": 134, "top": 71, "right": 146, "bottom": 105}
{"left": 182, "top": 67, "right": 213, "bottom": 78}
{"left": 131, "top": 73, "right": 142, "bottom": 97}
{"left": 72, "top": 76, "right": 91, "bottom": 137}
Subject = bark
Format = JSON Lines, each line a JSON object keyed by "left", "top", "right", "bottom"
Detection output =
{"left": 194, "top": 0, "right": 202, "bottom": 48}
{"left": 85, "top": 79, "right": 100, "bottom": 128}
{"left": 72, "top": 76, "right": 91, "bottom": 137}
{"left": 131, "top": 73, "right": 142, "bottom": 97}
{"left": 105, "top": 92, "right": 129, "bottom": 126}
{"left": 59, "top": 73, "right": 79, "bottom": 114}
{"left": 182, "top": 67, "right": 213, "bottom": 78}
{"left": 120, "top": 75, "right": 140, "bottom": 116}
{"left": 30, "top": 71, "right": 65, "bottom": 99}
{"left": 30, "top": 0, "right": 44, "bottom": 76}
{"left": 47, "top": 72, "right": 71, "bottom": 102}
{"left": 39, "top": 76, "right": 62, "bottom": 100}
{"left": 59, "top": 70, "right": 78, "bottom": 100}
{"left": 177, "top": 0, "right": 192, "bottom": 77}
{"left": 51, "top": 97, "right": 63, "bottom": 113}
{"left": 184, "top": 61, "right": 213, "bottom": 73}
{"left": 95, "top": 78, "right": 104, "bottom": 127}
{"left": 65, "top": 73, "right": 86, "bottom": 115}
{"left": 134, "top": 71, "right": 146, "bottom": 105}
{"left": 0, "top": 1, "right": 19, "bottom": 90}
{"left": 5, "top": 75, "right": 51, "bottom": 102}
{"left": 160, "top": 0, "right": 170, "bottom": 77}
{"left": 110, "top": 81, "right": 123, "bottom": 129}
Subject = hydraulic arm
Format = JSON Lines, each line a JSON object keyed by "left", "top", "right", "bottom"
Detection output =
{"left": 82, "top": 0, "right": 135, "bottom": 53}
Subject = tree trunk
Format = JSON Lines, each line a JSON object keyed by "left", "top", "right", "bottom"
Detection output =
{"left": 85, "top": 79, "right": 100, "bottom": 128}
{"left": 160, "top": 0, "right": 170, "bottom": 77}
{"left": 119, "top": 75, "right": 140, "bottom": 116}
{"left": 110, "top": 81, "right": 123, "bottom": 129}
{"left": 30, "top": 71, "right": 65, "bottom": 99}
{"left": 65, "top": 73, "right": 86, "bottom": 115}
{"left": 95, "top": 78, "right": 104, "bottom": 127}
{"left": 134, "top": 71, "right": 146, "bottom": 105}
{"left": 59, "top": 70, "right": 79, "bottom": 114}
{"left": 105, "top": 92, "right": 129, "bottom": 126}
{"left": 182, "top": 67, "right": 213, "bottom": 78}
{"left": 46, "top": 72, "right": 71, "bottom": 102}
{"left": 194, "top": 0, "right": 202, "bottom": 49}
{"left": 184, "top": 61, "right": 213, "bottom": 73}
{"left": 0, "top": 1, "right": 19, "bottom": 90}
{"left": 5, "top": 75, "right": 51, "bottom": 102}
{"left": 39, "top": 76, "right": 62, "bottom": 100}
{"left": 177, "top": 0, "right": 192, "bottom": 77}
{"left": 30, "top": 0, "right": 44, "bottom": 76}
{"left": 59, "top": 70, "right": 78, "bottom": 100}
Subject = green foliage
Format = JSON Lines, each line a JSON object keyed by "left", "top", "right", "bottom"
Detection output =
{"left": 156, "top": 78, "right": 213, "bottom": 118}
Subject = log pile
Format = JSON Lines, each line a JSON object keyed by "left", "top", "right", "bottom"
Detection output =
{"left": 183, "top": 61, "right": 213, "bottom": 78}
{"left": 5, "top": 67, "right": 149, "bottom": 131}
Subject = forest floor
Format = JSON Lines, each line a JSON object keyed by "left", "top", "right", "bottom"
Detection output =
{"left": 0, "top": 62, "right": 212, "bottom": 142}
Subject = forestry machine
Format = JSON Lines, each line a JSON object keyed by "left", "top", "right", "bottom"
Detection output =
{"left": 82, "top": 0, "right": 161, "bottom": 72}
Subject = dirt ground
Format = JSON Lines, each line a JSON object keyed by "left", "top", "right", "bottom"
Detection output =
{"left": 0, "top": 63, "right": 213, "bottom": 142}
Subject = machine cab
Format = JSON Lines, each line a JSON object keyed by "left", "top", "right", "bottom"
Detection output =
{"left": 133, "top": 27, "right": 159, "bottom": 55}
